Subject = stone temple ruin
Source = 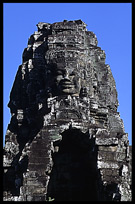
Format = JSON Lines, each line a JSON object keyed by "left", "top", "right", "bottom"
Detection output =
{"left": 3, "top": 20, "right": 132, "bottom": 201}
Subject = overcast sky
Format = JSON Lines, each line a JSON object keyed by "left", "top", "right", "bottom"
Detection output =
{"left": 3, "top": 3, "right": 132, "bottom": 145}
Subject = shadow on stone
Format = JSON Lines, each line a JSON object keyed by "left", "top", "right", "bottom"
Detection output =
{"left": 3, "top": 155, "right": 28, "bottom": 196}
{"left": 46, "top": 128, "right": 98, "bottom": 201}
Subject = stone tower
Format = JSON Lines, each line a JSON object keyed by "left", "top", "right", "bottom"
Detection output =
{"left": 3, "top": 20, "right": 132, "bottom": 201}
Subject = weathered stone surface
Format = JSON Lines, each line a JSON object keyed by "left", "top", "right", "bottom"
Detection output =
{"left": 95, "top": 137, "right": 118, "bottom": 145}
{"left": 3, "top": 20, "right": 131, "bottom": 201}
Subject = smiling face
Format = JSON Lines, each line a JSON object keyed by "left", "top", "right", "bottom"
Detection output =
{"left": 54, "top": 66, "right": 81, "bottom": 96}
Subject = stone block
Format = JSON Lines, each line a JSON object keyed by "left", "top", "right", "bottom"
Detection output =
{"left": 102, "top": 174, "right": 120, "bottom": 184}
{"left": 97, "top": 161, "right": 119, "bottom": 169}
{"left": 98, "top": 151, "right": 116, "bottom": 161}
{"left": 98, "top": 145, "right": 117, "bottom": 152}
{"left": 32, "top": 187, "right": 46, "bottom": 195}
{"left": 95, "top": 137, "right": 118, "bottom": 145}
{"left": 100, "top": 168, "right": 119, "bottom": 177}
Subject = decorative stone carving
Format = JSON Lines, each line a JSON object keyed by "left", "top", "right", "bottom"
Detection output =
{"left": 3, "top": 20, "right": 132, "bottom": 201}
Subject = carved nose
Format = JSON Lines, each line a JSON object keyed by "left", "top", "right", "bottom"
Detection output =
{"left": 63, "top": 70, "right": 70, "bottom": 79}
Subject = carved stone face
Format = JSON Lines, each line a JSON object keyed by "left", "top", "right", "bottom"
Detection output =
{"left": 54, "top": 66, "right": 81, "bottom": 96}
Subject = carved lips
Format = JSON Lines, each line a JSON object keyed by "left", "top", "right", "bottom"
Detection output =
{"left": 59, "top": 79, "right": 75, "bottom": 89}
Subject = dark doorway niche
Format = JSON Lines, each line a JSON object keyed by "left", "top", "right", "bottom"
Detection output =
{"left": 46, "top": 128, "right": 98, "bottom": 201}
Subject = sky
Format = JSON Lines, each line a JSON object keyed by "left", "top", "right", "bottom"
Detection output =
{"left": 3, "top": 3, "right": 132, "bottom": 145}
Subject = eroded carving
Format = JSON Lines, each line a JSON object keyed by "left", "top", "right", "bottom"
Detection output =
{"left": 3, "top": 20, "right": 131, "bottom": 201}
